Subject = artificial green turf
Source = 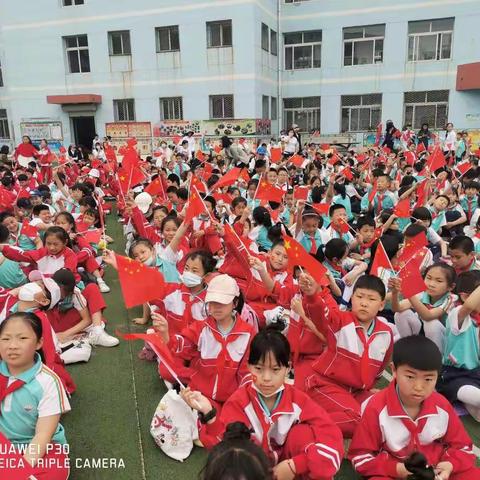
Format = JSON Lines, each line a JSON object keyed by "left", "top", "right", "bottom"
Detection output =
{"left": 61, "top": 209, "right": 477, "bottom": 479}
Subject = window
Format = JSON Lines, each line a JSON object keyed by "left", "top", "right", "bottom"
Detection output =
{"left": 284, "top": 30, "right": 321, "bottom": 70}
{"left": 262, "top": 95, "right": 270, "bottom": 119}
{"left": 160, "top": 97, "right": 183, "bottom": 120}
{"left": 270, "top": 30, "right": 278, "bottom": 56}
{"left": 408, "top": 18, "right": 454, "bottom": 62}
{"left": 108, "top": 31, "right": 131, "bottom": 56}
{"left": 63, "top": 0, "right": 84, "bottom": 5}
{"left": 261, "top": 23, "right": 269, "bottom": 51}
{"left": 209, "top": 95, "right": 234, "bottom": 119}
{"left": 0, "top": 109, "right": 9, "bottom": 139}
{"left": 271, "top": 97, "right": 278, "bottom": 120}
{"left": 341, "top": 94, "right": 382, "bottom": 132}
{"left": 207, "top": 20, "right": 232, "bottom": 48}
{"left": 343, "top": 24, "right": 384, "bottom": 66}
{"left": 64, "top": 35, "right": 90, "bottom": 73}
{"left": 404, "top": 90, "right": 449, "bottom": 129}
{"left": 283, "top": 97, "right": 320, "bottom": 132}
{"left": 113, "top": 99, "right": 135, "bottom": 121}
{"left": 156, "top": 26, "right": 180, "bottom": 52}
{"left": 0, "top": 61, "right": 3, "bottom": 87}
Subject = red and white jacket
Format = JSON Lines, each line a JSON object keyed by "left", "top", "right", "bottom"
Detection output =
{"left": 2, "top": 245, "right": 79, "bottom": 282}
{"left": 304, "top": 291, "right": 394, "bottom": 390}
{"left": 348, "top": 381, "right": 477, "bottom": 477}
{"left": 168, "top": 314, "right": 254, "bottom": 403}
{"left": 201, "top": 382, "right": 344, "bottom": 479}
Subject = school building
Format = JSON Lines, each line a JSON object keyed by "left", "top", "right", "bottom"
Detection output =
{"left": 0, "top": 0, "right": 480, "bottom": 150}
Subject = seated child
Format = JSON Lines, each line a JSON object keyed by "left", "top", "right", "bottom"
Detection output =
{"left": 301, "top": 274, "right": 394, "bottom": 437}
{"left": 182, "top": 327, "right": 343, "bottom": 480}
{"left": 349, "top": 335, "right": 480, "bottom": 479}
{"left": 437, "top": 271, "right": 480, "bottom": 421}
{"left": 0, "top": 224, "right": 27, "bottom": 288}
{"left": 0, "top": 312, "right": 71, "bottom": 480}
{"left": 449, "top": 235, "right": 480, "bottom": 274}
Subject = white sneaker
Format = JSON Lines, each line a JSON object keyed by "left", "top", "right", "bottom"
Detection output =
{"left": 97, "top": 279, "right": 111, "bottom": 293}
{"left": 61, "top": 341, "right": 92, "bottom": 364}
{"left": 88, "top": 325, "right": 119, "bottom": 347}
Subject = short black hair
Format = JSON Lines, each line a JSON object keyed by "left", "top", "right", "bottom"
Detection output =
{"left": 329, "top": 203, "right": 346, "bottom": 217}
{"left": 456, "top": 271, "right": 480, "bottom": 295}
{"left": 353, "top": 274, "right": 386, "bottom": 300}
{"left": 32, "top": 204, "right": 50, "bottom": 216}
{"left": 393, "top": 335, "right": 442, "bottom": 373}
{"left": 356, "top": 215, "right": 375, "bottom": 230}
{"left": 449, "top": 235, "right": 474, "bottom": 255}
{"left": 404, "top": 223, "right": 427, "bottom": 239}
{"left": 248, "top": 327, "right": 290, "bottom": 368}
{"left": 411, "top": 207, "right": 432, "bottom": 222}
{"left": 0, "top": 223, "right": 9, "bottom": 243}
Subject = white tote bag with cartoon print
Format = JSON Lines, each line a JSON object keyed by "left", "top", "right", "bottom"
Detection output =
{"left": 150, "top": 389, "right": 198, "bottom": 462}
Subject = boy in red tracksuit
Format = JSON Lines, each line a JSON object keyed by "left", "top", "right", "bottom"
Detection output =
{"left": 349, "top": 335, "right": 480, "bottom": 479}
{"left": 300, "top": 273, "right": 394, "bottom": 438}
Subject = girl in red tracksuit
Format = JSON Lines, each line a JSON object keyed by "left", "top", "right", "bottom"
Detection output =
{"left": 188, "top": 196, "right": 223, "bottom": 256}
{"left": 37, "top": 139, "right": 53, "bottom": 184}
{"left": 0, "top": 226, "right": 79, "bottom": 282}
{"left": 181, "top": 327, "right": 344, "bottom": 480}
{"left": 152, "top": 274, "right": 254, "bottom": 411}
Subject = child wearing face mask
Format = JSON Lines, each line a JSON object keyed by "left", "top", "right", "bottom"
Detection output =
{"left": 182, "top": 327, "right": 343, "bottom": 480}
{"left": 152, "top": 274, "right": 254, "bottom": 415}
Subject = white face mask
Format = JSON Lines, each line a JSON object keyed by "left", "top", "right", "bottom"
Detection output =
{"left": 252, "top": 383, "right": 285, "bottom": 398}
{"left": 144, "top": 256, "right": 156, "bottom": 267}
{"left": 18, "top": 282, "right": 43, "bottom": 302}
{"left": 179, "top": 271, "right": 203, "bottom": 288}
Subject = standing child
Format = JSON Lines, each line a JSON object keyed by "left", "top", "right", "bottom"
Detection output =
{"left": 0, "top": 312, "right": 71, "bottom": 479}
{"left": 349, "top": 335, "right": 479, "bottom": 480}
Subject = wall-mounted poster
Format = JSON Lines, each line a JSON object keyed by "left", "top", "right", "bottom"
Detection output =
{"left": 106, "top": 122, "right": 152, "bottom": 155}
{"left": 152, "top": 120, "right": 201, "bottom": 138}
{"left": 20, "top": 120, "right": 63, "bottom": 141}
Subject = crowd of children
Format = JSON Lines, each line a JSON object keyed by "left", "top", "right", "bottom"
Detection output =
{"left": 1, "top": 128, "right": 480, "bottom": 479}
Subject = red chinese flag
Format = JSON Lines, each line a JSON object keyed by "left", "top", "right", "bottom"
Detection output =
{"left": 117, "top": 167, "right": 146, "bottom": 193}
{"left": 239, "top": 168, "right": 251, "bottom": 183}
{"left": 311, "top": 203, "right": 331, "bottom": 216}
{"left": 144, "top": 177, "right": 166, "bottom": 199}
{"left": 397, "top": 232, "right": 428, "bottom": 268}
{"left": 172, "top": 135, "right": 182, "bottom": 145}
{"left": 184, "top": 187, "right": 206, "bottom": 223}
{"left": 320, "top": 143, "right": 330, "bottom": 151}
{"left": 337, "top": 217, "right": 351, "bottom": 235}
{"left": 356, "top": 154, "right": 367, "bottom": 163}
{"left": 121, "top": 331, "right": 176, "bottom": 368}
{"left": 16, "top": 189, "right": 30, "bottom": 200}
{"left": 342, "top": 166, "right": 353, "bottom": 181}
{"left": 370, "top": 240, "right": 393, "bottom": 277}
{"left": 282, "top": 234, "right": 329, "bottom": 286}
{"left": 116, "top": 254, "right": 165, "bottom": 308}
{"left": 414, "top": 178, "right": 429, "bottom": 209}
{"left": 416, "top": 142, "right": 426, "bottom": 155}
{"left": 328, "top": 154, "right": 340, "bottom": 166}
{"left": 256, "top": 180, "right": 284, "bottom": 203}
{"left": 270, "top": 147, "right": 282, "bottom": 163}
{"left": 210, "top": 167, "right": 242, "bottom": 191}
{"left": 121, "top": 147, "right": 140, "bottom": 172}
{"left": 83, "top": 229, "right": 102, "bottom": 244}
{"left": 427, "top": 147, "right": 446, "bottom": 172}
{"left": 404, "top": 151, "right": 416, "bottom": 166}
{"left": 382, "top": 146, "right": 391, "bottom": 155}
{"left": 289, "top": 154, "right": 305, "bottom": 167}
{"left": 399, "top": 256, "right": 426, "bottom": 299}
{"left": 202, "top": 162, "right": 214, "bottom": 181}
{"left": 456, "top": 161, "right": 473, "bottom": 177}
{"left": 214, "top": 144, "right": 222, "bottom": 154}
{"left": 368, "top": 183, "right": 378, "bottom": 205}
{"left": 196, "top": 150, "right": 206, "bottom": 162}
{"left": 191, "top": 175, "right": 207, "bottom": 193}
{"left": 212, "top": 192, "right": 233, "bottom": 204}
{"left": 20, "top": 221, "right": 38, "bottom": 239}
{"left": 293, "top": 186, "right": 309, "bottom": 201}
{"left": 393, "top": 198, "right": 411, "bottom": 218}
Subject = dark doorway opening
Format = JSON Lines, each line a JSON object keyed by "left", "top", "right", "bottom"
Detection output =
{"left": 72, "top": 116, "right": 96, "bottom": 150}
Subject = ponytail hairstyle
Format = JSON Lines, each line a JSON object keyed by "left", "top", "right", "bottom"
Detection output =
{"left": 252, "top": 206, "right": 272, "bottom": 229}
{"left": 200, "top": 421, "right": 273, "bottom": 480}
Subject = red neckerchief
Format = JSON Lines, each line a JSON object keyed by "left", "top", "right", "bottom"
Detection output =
{"left": 467, "top": 199, "right": 473, "bottom": 222}
{"left": 455, "top": 257, "right": 476, "bottom": 274}
{"left": 326, "top": 259, "right": 346, "bottom": 277}
{"left": 355, "top": 319, "right": 379, "bottom": 388}
{"left": 0, "top": 374, "right": 25, "bottom": 413}
{"left": 376, "top": 193, "right": 385, "bottom": 215}
{"left": 309, "top": 234, "right": 317, "bottom": 254}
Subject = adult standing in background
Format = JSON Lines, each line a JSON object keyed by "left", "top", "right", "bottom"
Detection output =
{"left": 292, "top": 124, "right": 301, "bottom": 153}
{"left": 417, "top": 122, "right": 431, "bottom": 150}
{"left": 444, "top": 122, "right": 457, "bottom": 158}
{"left": 15, "top": 135, "right": 39, "bottom": 168}
{"left": 381, "top": 120, "right": 399, "bottom": 151}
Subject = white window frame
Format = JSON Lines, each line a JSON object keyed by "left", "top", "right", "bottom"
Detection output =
{"left": 284, "top": 31, "right": 321, "bottom": 70}
{"left": 283, "top": 97, "right": 320, "bottom": 132}
{"left": 0, "top": 109, "right": 10, "bottom": 139}
{"left": 108, "top": 30, "right": 131, "bottom": 56}
{"left": 155, "top": 26, "right": 180, "bottom": 53}
{"left": 64, "top": 35, "right": 90, "bottom": 73}
{"left": 209, "top": 95, "right": 234, "bottom": 119}
{"left": 206, "top": 20, "right": 232, "bottom": 48}
{"left": 343, "top": 25, "right": 384, "bottom": 66}
{"left": 408, "top": 19, "right": 453, "bottom": 62}
{"left": 341, "top": 94, "right": 382, "bottom": 132}
{"left": 113, "top": 99, "right": 135, "bottom": 122}
{"left": 404, "top": 91, "right": 449, "bottom": 130}
{"left": 160, "top": 97, "right": 183, "bottom": 120}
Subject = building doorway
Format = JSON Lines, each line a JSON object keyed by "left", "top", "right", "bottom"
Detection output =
{"left": 71, "top": 116, "right": 96, "bottom": 150}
